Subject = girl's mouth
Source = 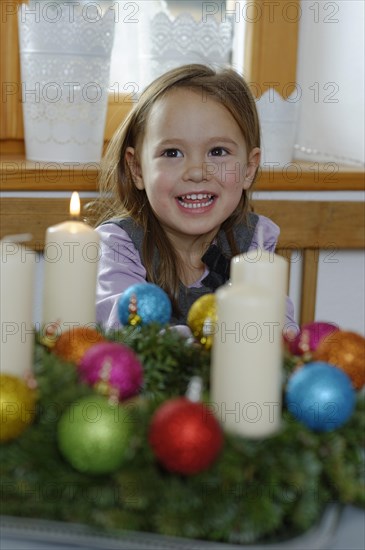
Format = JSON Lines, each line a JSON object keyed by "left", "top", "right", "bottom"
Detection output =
{"left": 177, "top": 193, "right": 216, "bottom": 209}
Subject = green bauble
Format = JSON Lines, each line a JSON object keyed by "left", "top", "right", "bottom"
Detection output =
{"left": 58, "top": 395, "right": 133, "bottom": 475}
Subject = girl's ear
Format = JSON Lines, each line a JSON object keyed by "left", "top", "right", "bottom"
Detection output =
{"left": 243, "top": 147, "right": 261, "bottom": 190}
{"left": 125, "top": 147, "right": 144, "bottom": 190}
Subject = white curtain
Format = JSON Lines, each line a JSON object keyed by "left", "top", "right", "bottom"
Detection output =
{"left": 294, "top": 0, "right": 365, "bottom": 166}
{"left": 109, "top": 1, "right": 163, "bottom": 95}
{"left": 109, "top": 1, "right": 239, "bottom": 94}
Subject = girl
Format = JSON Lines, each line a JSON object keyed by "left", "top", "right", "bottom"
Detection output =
{"left": 95, "top": 64, "right": 296, "bottom": 330}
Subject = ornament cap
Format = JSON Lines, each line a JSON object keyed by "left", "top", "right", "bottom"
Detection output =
{"left": 186, "top": 376, "right": 203, "bottom": 403}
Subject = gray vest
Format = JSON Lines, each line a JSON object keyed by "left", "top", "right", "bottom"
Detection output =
{"left": 109, "top": 215, "right": 258, "bottom": 324}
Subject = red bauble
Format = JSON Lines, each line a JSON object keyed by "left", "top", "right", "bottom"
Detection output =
{"left": 149, "top": 397, "right": 223, "bottom": 475}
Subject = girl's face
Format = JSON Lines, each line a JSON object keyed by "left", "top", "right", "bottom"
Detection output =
{"left": 126, "top": 88, "right": 260, "bottom": 248}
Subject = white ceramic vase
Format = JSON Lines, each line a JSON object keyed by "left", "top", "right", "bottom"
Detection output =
{"left": 18, "top": 0, "right": 115, "bottom": 163}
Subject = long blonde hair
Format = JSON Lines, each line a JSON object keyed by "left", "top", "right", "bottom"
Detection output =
{"left": 96, "top": 64, "right": 261, "bottom": 312}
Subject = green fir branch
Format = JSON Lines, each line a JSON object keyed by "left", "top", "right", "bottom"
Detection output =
{"left": 0, "top": 326, "right": 364, "bottom": 545}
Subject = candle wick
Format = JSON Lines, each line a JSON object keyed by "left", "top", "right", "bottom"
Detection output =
{"left": 70, "top": 215, "right": 80, "bottom": 222}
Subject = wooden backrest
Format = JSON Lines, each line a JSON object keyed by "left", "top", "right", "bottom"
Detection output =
{"left": 1, "top": 198, "right": 364, "bottom": 325}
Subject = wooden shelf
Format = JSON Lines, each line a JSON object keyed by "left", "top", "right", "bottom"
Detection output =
{"left": 0, "top": 155, "right": 99, "bottom": 191}
{"left": 256, "top": 160, "right": 364, "bottom": 191}
{"left": 0, "top": 155, "right": 364, "bottom": 192}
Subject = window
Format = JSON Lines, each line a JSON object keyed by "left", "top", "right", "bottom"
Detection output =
{"left": 0, "top": 0, "right": 299, "bottom": 154}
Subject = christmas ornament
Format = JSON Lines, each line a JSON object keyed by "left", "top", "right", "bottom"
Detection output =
{"left": 285, "top": 321, "right": 339, "bottom": 356}
{"left": 78, "top": 342, "right": 143, "bottom": 402}
{"left": 118, "top": 283, "right": 172, "bottom": 326}
{"left": 149, "top": 377, "right": 223, "bottom": 475}
{"left": 39, "top": 320, "right": 62, "bottom": 348}
{"left": 57, "top": 395, "right": 133, "bottom": 474}
{"left": 286, "top": 361, "right": 355, "bottom": 432}
{"left": 187, "top": 294, "right": 217, "bottom": 349}
{"left": 52, "top": 327, "right": 105, "bottom": 365}
{"left": 0, "top": 374, "right": 37, "bottom": 442}
{"left": 313, "top": 330, "right": 365, "bottom": 390}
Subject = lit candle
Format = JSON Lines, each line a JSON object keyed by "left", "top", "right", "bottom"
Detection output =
{"left": 210, "top": 281, "right": 284, "bottom": 438}
{"left": 0, "top": 234, "right": 36, "bottom": 377}
{"left": 42, "top": 192, "right": 100, "bottom": 332}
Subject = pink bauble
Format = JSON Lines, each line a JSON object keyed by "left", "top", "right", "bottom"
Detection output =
{"left": 285, "top": 321, "right": 339, "bottom": 356}
{"left": 79, "top": 342, "right": 143, "bottom": 401}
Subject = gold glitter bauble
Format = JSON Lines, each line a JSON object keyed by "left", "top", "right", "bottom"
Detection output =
{"left": 0, "top": 375, "right": 37, "bottom": 442}
{"left": 52, "top": 327, "right": 106, "bottom": 365}
{"left": 187, "top": 294, "right": 217, "bottom": 350}
{"left": 313, "top": 330, "right": 365, "bottom": 390}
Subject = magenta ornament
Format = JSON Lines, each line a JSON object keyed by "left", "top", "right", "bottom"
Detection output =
{"left": 78, "top": 342, "right": 143, "bottom": 402}
{"left": 286, "top": 321, "right": 339, "bottom": 356}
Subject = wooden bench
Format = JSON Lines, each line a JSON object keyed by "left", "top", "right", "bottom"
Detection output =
{"left": 1, "top": 197, "right": 364, "bottom": 325}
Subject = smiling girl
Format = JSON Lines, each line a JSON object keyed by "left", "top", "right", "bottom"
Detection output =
{"left": 95, "top": 64, "right": 295, "bottom": 329}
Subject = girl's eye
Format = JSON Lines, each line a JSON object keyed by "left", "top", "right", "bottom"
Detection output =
{"left": 162, "top": 149, "right": 182, "bottom": 158}
{"left": 210, "top": 147, "right": 229, "bottom": 157}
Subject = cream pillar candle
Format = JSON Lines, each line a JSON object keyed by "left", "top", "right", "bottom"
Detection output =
{"left": 230, "top": 234, "right": 289, "bottom": 332}
{"left": 231, "top": 220, "right": 288, "bottom": 292}
{"left": 210, "top": 282, "right": 284, "bottom": 438}
{"left": 230, "top": 249, "right": 288, "bottom": 296}
{"left": 0, "top": 235, "right": 36, "bottom": 377}
{"left": 42, "top": 192, "right": 100, "bottom": 332}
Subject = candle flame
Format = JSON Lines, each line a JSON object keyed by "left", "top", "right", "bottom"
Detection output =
{"left": 70, "top": 192, "right": 80, "bottom": 217}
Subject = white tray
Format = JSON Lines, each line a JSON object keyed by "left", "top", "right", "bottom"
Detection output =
{"left": 0, "top": 505, "right": 346, "bottom": 550}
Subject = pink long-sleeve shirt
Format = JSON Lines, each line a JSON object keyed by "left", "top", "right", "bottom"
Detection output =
{"left": 95, "top": 215, "right": 296, "bottom": 331}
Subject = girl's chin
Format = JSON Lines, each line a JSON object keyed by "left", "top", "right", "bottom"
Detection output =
{"left": 166, "top": 221, "right": 221, "bottom": 240}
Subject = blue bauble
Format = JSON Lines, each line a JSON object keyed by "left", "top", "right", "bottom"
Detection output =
{"left": 286, "top": 361, "right": 355, "bottom": 432}
{"left": 118, "top": 283, "right": 172, "bottom": 326}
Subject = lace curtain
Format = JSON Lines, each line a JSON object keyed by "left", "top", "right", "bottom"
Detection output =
{"left": 109, "top": 0, "right": 237, "bottom": 95}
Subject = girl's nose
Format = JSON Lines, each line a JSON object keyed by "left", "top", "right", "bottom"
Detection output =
{"left": 182, "top": 160, "right": 209, "bottom": 183}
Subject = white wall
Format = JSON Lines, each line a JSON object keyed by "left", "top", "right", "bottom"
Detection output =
{"left": 316, "top": 249, "right": 364, "bottom": 332}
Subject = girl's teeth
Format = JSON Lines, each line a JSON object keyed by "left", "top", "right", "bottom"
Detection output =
{"left": 178, "top": 196, "right": 214, "bottom": 209}
{"left": 183, "top": 193, "right": 211, "bottom": 200}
